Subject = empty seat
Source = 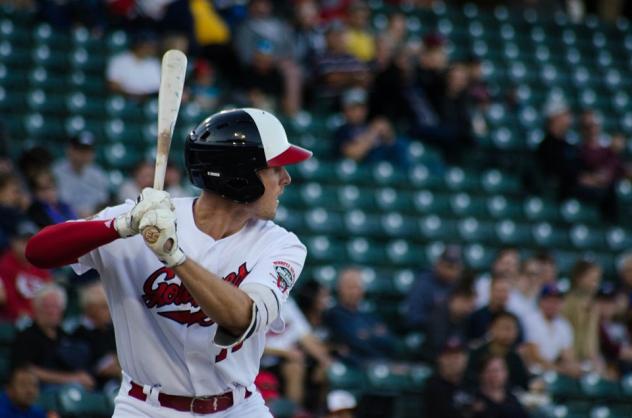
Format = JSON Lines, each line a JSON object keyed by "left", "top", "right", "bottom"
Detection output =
{"left": 386, "top": 240, "right": 425, "bottom": 267}
{"left": 560, "top": 199, "right": 600, "bottom": 224}
{"left": 344, "top": 210, "right": 382, "bottom": 237}
{"left": 304, "top": 208, "right": 344, "bottom": 235}
{"left": 346, "top": 237, "right": 386, "bottom": 265}
{"left": 375, "top": 188, "right": 412, "bottom": 212}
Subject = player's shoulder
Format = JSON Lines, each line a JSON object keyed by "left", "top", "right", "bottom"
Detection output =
{"left": 248, "top": 218, "right": 306, "bottom": 250}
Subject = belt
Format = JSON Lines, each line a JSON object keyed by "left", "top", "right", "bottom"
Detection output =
{"left": 128, "top": 381, "right": 252, "bottom": 414}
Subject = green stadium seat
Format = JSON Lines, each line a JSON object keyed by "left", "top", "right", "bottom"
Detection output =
{"left": 532, "top": 222, "right": 570, "bottom": 248}
{"left": 268, "top": 399, "right": 296, "bottom": 418}
{"left": 305, "top": 208, "right": 343, "bottom": 234}
{"left": 381, "top": 213, "right": 418, "bottom": 238}
{"left": 375, "top": 188, "right": 412, "bottom": 212}
{"left": 419, "top": 215, "right": 457, "bottom": 241}
{"left": 607, "top": 227, "right": 632, "bottom": 251}
{"left": 408, "top": 163, "right": 442, "bottom": 189}
{"left": 366, "top": 363, "right": 409, "bottom": 392}
{"left": 465, "top": 244, "right": 495, "bottom": 270}
{"left": 327, "top": 362, "right": 365, "bottom": 391}
{"left": 481, "top": 169, "right": 519, "bottom": 194}
{"left": 305, "top": 236, "right": 345, "bottom": 263}
{"left": 35, "top": 388, "right": 59, "bottom": 412}
{"left": 543, "top": 371, "right": 582, "bottom": 400}
{"left": 32, "top": 43, "right": 67, "bottom": 70}
{"left": 311, "top": 265, "right": 338, "bottom": 288}
{"left": 24, "top": 113, "right": 64, "bottom": 139}
{"left": 579, "top": 373, "right": 621, "bottom": 400}
{"left": 274, "top": 205, "right": 304, "bottom": 232}
{"left": 393, "top": 269, "right": 416, "bottom": 295}
{"left": 413, "top": 191, "right": 451, "bottom": 215}
{"left": 26, "top": 89, "right": 65, "bottom": 114}
{"left": 0, "top": 40, "right": 30, "bottom": 67}
{"left": 570, "top": 224, "right": 607, "bottom": 250}
{"left": 347, "top": 237, "right": 386, "bottom": 265}
{"left": 344, "top": 210, "right": 382, "bottom": 237}
{"left": 106, "top": 30, "right": 129, "bottom": 52}
{"left": 338, "top": 185, "right": 375, "bottom": 210}
{"left": 372, "top": 161, "right": 406, "bottom": 186}
{"left": 458, "top": 218, "right": 495, "bottom": 243}
{"left": 295, "top": 158, "right": 335, "bottom": 182}
{"left": 57, "top": 385, "right": 112, "bottom": 417}
{"left": 495, "top": 220, "right": 530, "bottom": 245}
{"left": 386, "top": 240, "right": 425, "bottom": 267}
{"left": 335, "top": 159, "right": 372, "bottom": 185}
{"left": 0, "top": 62, "right": 26, "bottom": 87}
{"left": 486, "top": 195, "right": 522, "bottom": 219}
{"left": 106, "top": 96, "right": 144, "bottom": 121}
{"left": 450, "top": 193, "right": 487, "bottom": 218}
{"left": 104, "top": 119, "right": 143, "bottom": 143}
{"left": 445, "top": 167, "right": 479, "bottom": 192}
{"left": 524, "top": 197, "right": 560, "bottom": 222}
{"left": 560, "top": 199, "right": 600, "bottom": 224}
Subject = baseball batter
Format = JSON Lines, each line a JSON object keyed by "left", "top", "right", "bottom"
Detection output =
{"left": 26, "top": 108, "right": 313, "bottom": 417}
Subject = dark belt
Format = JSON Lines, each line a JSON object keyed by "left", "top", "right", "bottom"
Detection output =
{"left": 128, "top": 381, "right": 252, "bottom": 414}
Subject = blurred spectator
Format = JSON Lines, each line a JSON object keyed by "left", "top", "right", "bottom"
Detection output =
{"left": 0, "top": 173, "right": 29, "bottom": 252}
{"left": 609, "top": 132, "right": 632, "bottom": 180}
{"left": 576, "top": 109, "right": 621, "bottom": 220}
{"left": 189, "top": 59, "right": 222, "bottom": 113}
{"left": 383, "top": 13, "right": 407, "bottom": 47}
{"left": 534, "top": 99, "right": 577, "bottom": 198}
{"left": 475, "top": 247, "right": 520, "bottom": 307}
{"left": 618, "top": 252, "right": 632, "bottom": 316}
{"left": 254, "top": 370, "right": 280, "bottom": 404}
{"left": 234, "top": 0, "right": 301, "bottom": 115}
{"left": 165, "top": 164, "right": 186, "bottom": 198}
{"left": 106, "top": 31, "right": 161, "bottom": 99}
{"left": 241, "top": 40, "right": 284, "bottom": 112}
{"left": 523, "top": 284, "right": 580, "bottom": 377}
{"left": 17, "top": 147, "right": 54, "bottom": 183}
{"left": 0, "top": 221, "right": 52, "bottom": 323}
{"left": 324, "top": 267, "right": 397, "bottom": 365}
{"left": 314, "top": 21, "right": 370, "bottom": 100}
{"left": 466, "top": 56, "right": 491, "bottom": 109}
{"left": 263, "top": 298, "right": 332, "bottom": 405}
{"left": 534, "top": 250, "right": 558, "bottom": 284}
{"left": 507, "top": 258, "right": 543, "bottom": 320}
{"left": 292, "top": 0, "right": 327, "bottom": 72}
{"left": 325, "top": 390, "right": 356, "bottom": 418}
{"left": 319, "top": 0, "right": 354, "bottom": 22}
{"left": 11, "top": 285, "right": 95, "bottom": 390}
{"left": 468, "top": 275, "right": 517, "bottom": 342}
{"left": 295, "top": 279, "right": 332, "bottom": 341}
{"left": 415, "top": 32, "right": 448, "bottom": 114}
{"left": 471, "top": 355, "right": 529, "bottom": 418}
{"left": 26, "top": 170, "right": 77, "bottom": 228}
{"left": 425, "top": 286, "right": 476, "bottom": 359}
{"left": 344, "top": 1, "right": 375, "bottom": 62}
{"left": 405, "top": 245, "right": 463, "bottom": 331}
{"left": 423, "top": 338, "right": 474, "bottom": 418}
{"left": 0, "top": 365, "right": 53, "bottom": 418}
{"left": 466, "top": 311, "right": 530, "bottom": 391}
{"left": 562, "top": 260, "right": 604, "bottom": 374}
{"left": 596, "top": 283, "right": 632, "bottom": 377}
{"left": 118, "top": 161, "right": 155, "bottom": 202}
{"left": 52, "top": 132, "right": 109, "bottom": 218}
{"left": 72, "top": 282, "right": 120, "bottom": 390}
{"left": 334, "top": 88, "right": 408, "bottom": 165}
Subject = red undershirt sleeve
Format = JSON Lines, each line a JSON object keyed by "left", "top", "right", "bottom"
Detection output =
{"left": 25, "top": 220, "right": 121, "bottom": 269}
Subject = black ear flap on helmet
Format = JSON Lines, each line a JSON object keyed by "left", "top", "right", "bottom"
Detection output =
{"left": 185, "top": 108, "right": 312, "bottom": 203}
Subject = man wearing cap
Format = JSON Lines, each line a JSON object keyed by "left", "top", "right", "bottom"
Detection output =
{"left": 523, "top": 284, "right": 580, "bottom": 377}
{"left": 405, "top": 245, "right": 463, "bottom": 331}
{"left": 0, "top": 221, "right": 52, "bottom": 322}
{"left": 334, "top": 88, "right": 408, "bottom": 165}
{"left": 423, "top": 338, "right": 473, "bottom": 418}
{"left": 53, "top": 132, "right": 109, "bottom": 218}
{"left": 325, "top": 390, "right": 356, "bottom": 418}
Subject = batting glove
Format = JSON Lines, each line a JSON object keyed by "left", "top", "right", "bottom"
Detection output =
{"left": 114, "top": 188, "right": 174, "bottom": 238}
{"left": 139, "top": 208, "right": 186, "bottom": 267}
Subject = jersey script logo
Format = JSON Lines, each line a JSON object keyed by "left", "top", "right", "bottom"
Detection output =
{"left": 142, "top": 263, "right": 249, "bottom": 326}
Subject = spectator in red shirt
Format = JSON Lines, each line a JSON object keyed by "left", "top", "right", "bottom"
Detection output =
{"left": 0, "top": 221, "right": 52, "bottom": 322}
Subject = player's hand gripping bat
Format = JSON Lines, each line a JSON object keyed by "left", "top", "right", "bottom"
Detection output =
{"left": 142, "top": 49, "right": 187, "bottom": 246}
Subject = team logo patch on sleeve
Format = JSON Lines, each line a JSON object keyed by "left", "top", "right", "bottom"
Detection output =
{"left": 273, "top": 261, "right": 295, "bottom": 294}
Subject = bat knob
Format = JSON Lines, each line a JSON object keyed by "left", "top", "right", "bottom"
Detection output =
{"left": 143, "top": 226, "right": 160, "bottom": 244}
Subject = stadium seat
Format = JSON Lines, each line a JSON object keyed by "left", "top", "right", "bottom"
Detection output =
{"left": 412, "top": 191, "right": 451, "bottom": 215}
{"left": 560, "top": 199, "right": 600, "bottom": 224}
{"left": 386, "top": 240, "right": 425, "bottom": 267}
{"left": 327, "top": 362, "right": 365, "bottom": 391}
{"left": 524, "top": 197, "right": 560, "bottom": 222}
{"left": 305, "top": 236, "right": 345, "bottom": 263}
{"left": 495, "top": 219, "right": 530, "bottom": 245}
{"left": 458, "top": 217, "right": 495, "bottom": 243}
{"left": 275, "top": 205, "right": 304, "bottom": 233}
{"left": 579, "top": 373, "right": 621, "bottom": 400}
{"left": 486, "top": 195, "right": 523, "bottom": 219}
{"left": 375, "top": 188, "right": 412, "bottom": 212}
{"left": 570, "top": 224, "right": 607, "bottom": 250}
{"left": 393, "top": 270, "right": 416, "bottom": 295}
{"left": 465, "top": 244, "right": 495, "bottom": 271}
{"left": 335, "top": 159, "right": 372, "bottom": 185}
{"left": 543, "top": 371, "right": 582, "bottom": 400}
{"left": 338, "top": 185, "right": 376, "bottom": 211}
{"left": 366, "top": 363, "right": 409, "bottom": 392}
{"left": 347, "top": 237, "right": 387, "bottom": 265}
{"left": 450, "top": 193, "right": 487, "bottom": 218}
{"left": 381, "top": 213, "right": 418, "bottom": 238}
{"left": 532, "top": 222, "right": 570, "bottom": 248}
{"left": 419, "top": 215, "right": 457, "bottom": 241}
{"left": 57, "top": 385, "right": 112, "bottom": 417}
{"left": 344, "top": 210, "right": 383, "bottom": 237}
{"left": 372, "top": 161, "right": 406, "bottom": 186}
{"left": 305, "top": 208, "right": 344, "bottom": 235}
{"left": 300, "top": 183, "right": 338, "bottom": 208}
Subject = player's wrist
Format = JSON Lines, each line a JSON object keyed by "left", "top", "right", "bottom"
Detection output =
{"left": 162, "top": 248, "right": 187, "bottom": 268}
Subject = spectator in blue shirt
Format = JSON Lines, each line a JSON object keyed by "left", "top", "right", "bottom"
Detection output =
{"left": 0, "top": 365, "right": 50, "bottom": 418}
{"left": 325, "top": 267, "right": 397, "bottom": 366}
{"left": 405, "top": 245, "right": 464, "bottom": 331}
{"left": 334, "top": 88, "right": 409, "bottom": 166}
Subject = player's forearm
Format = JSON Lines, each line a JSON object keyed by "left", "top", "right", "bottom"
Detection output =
{"left": 174, "top": 258, "right": 253, "bottom": 336}
{"left": 26, "top": 220, "right": 120, "bottom": 268}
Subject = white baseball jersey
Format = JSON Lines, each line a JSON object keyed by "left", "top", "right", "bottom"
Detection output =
{"left": 71, "top": 197, "right": 306, "bottom": 397}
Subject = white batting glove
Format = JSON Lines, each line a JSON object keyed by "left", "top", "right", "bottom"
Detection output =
{"left": 114, "top": 188, "right": 174, "bottom": 238}
{"left": 139, "top": 208, "right": 186, "bottom": 267}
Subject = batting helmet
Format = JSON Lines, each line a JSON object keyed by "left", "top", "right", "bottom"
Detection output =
{"left": 185, "top": 108, "right": 312, "bottom": 203}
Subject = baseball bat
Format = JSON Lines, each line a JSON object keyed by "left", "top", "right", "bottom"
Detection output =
{"left": 142, "top": 49, "right": 187, "bottom": 245}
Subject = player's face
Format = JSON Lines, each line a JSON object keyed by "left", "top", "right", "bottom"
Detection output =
{"left": 255, "top": 166, "right": 291, "bottom": 220}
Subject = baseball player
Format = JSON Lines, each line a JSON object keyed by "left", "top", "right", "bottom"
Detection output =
{"left": 26, "top": 108, "right": 313, "bottom": 417}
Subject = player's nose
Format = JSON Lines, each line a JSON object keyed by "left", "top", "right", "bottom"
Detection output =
{"left": 280, "top": 167, "right": 291, "bottom": 186}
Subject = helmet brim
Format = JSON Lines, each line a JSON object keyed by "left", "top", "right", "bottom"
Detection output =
{"left": 267, "top": 144, "right": 313, "bottom": 167}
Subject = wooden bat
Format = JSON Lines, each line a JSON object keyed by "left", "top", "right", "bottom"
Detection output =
{"left": 142, "top": 49, "right": 187, "bottom": 245}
